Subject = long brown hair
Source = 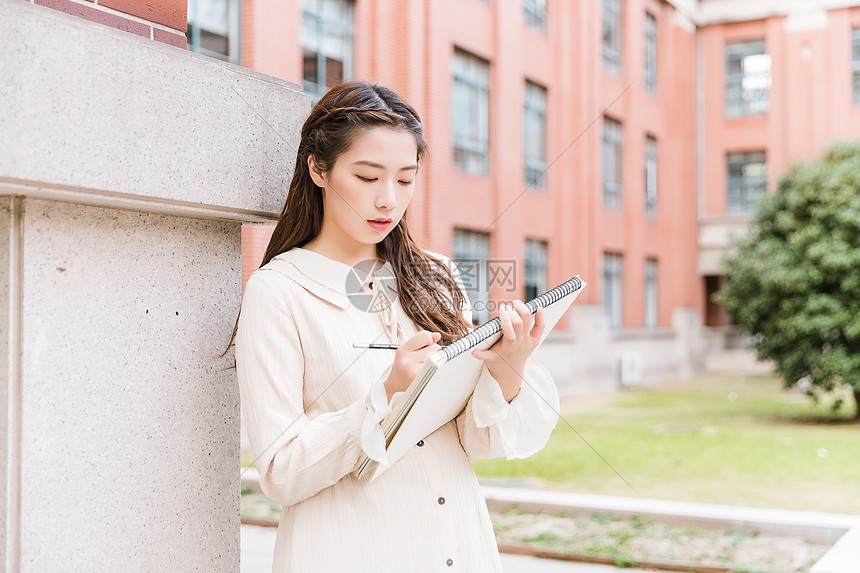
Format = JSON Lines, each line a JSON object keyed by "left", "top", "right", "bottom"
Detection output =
{"left": 225, "top": 79, "right": 471, "bottom": 355}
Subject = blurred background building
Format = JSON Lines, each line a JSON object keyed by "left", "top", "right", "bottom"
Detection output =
{"left": 230, "top": 0, "right": 702, "bottom": 392}
{"left": 230, "top": 0, "right": 700, "bottom": 345}
{"left": 194, "top": 0, "right": 860, "bottom": 391}
{"left": 32, "top": 0, "right": 860, "bottom": 391}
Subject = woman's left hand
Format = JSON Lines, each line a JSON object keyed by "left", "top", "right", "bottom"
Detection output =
{"left": 471, "top": 300, "right": 546, "bottom": 403}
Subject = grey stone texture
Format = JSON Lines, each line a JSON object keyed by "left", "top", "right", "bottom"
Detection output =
{"left": 17, "top": 200, "right": 241, "bottom": 570}
{"left": 0, "top": 0, "right": 307, "bottom": 219}
{"left": 0, "top": 0, "right": 309, "bottom": 570}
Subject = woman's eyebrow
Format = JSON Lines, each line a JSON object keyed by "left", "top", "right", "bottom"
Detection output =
{"left": 352, "top": 160, "right": 418, "bottom": 171}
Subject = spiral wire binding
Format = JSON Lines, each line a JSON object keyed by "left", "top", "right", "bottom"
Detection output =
{"left": 441, "top": 276, "right": 583, "bottom": 361}
{"left": 357, "top": 274, "right": 583, "bottom": 480}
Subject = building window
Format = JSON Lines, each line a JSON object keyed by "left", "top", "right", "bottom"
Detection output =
{"left": 603, "top": 117, "right": 623, "bottom": 209}
{"left": 524, "top": 0, "right": 547, "bottom": 34}
{"left": 301, "top": 0, "right": 355, "bottom": 101}
{"left": 853, "top": 28, "right": 860, "bottom": 104}
{"left": 453, "top": 228, "right": 491, "bottom": 325}
{"left": 725, "top": 40, "right": 771, "bottom": 116}
{"left": 604, "top": 253, "right": 623, "bottom": 329}
{"left": 645, "top": 135, "right": 657, "bottom": 218}
{"left": 524, "top": 239, "right": 548, "bottom": 302}
{"left": 644, "top": 258, "right": 658, "bottom": 329}
{"left": 452, "top": 48, "right": 490, "bottom": 176}
{"left": 644, "top": 12, "right": 657, "bottom": 94}
{"left": 186, "top": 0, "right": 240, "bottom": 64}
{"left": 603, "top": 0, "right": 622, "bottom": 75}
{"left": 727, "top": 151, "right": 767, "bottom": 214}
{"left": 524, "top": 81, "right": 548, "bottom": 189}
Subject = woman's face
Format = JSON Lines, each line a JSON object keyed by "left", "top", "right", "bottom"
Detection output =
{"left": 308, "top": 126, "right": 418, "bottom": 252}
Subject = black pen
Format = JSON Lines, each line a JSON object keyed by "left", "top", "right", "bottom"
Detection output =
{"left": 353, "top": 343, "right": 400, "bottom": 350}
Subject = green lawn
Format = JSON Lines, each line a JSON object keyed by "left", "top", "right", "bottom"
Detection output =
{"left": 472, "top": 374, "right": 860, "bottom": 514}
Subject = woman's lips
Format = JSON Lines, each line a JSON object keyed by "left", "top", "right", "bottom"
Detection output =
{"left": 368, "top": 219, "right": 391, "bottom": 231}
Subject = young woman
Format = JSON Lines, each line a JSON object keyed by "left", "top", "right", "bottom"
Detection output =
{"left": 235, "top": 79, "right": 560, "bottom": 572}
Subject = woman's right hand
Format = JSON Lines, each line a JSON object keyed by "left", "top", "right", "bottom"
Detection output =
{"left": 384, "top": 331, "right": 442, "bottom": 402}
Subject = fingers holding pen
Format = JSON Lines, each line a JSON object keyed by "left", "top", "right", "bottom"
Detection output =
{"left": 386, "top": 330, "right": 441, "bottom": 401}
{"left": 402, "top": 330, "right": 441, "bottom": 351}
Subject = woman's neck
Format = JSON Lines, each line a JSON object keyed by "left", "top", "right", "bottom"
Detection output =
{"left": 301, "top": 238, "right": 380, "bottom": 267}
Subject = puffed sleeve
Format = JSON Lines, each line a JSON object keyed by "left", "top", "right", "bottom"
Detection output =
{"left": 442, "top": 256, "right": 560, "bottom": 462}
{"left": 359, "top": 361, "right": 398, "bottom": 465}
{"left": 236, "top": 270, "right": 375, "bottom": 507}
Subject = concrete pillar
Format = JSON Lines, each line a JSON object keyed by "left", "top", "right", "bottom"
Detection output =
{"left": 672, "top": 307, "right": 707, "bottom": 379}
{"left": 0, "top": 1, "right": 308, "bottom": 570}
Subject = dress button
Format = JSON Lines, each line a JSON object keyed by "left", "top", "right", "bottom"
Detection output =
{"left": 438, "top": 497, "right": 445, "bottom": 505}
{"left": 446, "top": 558, "right": 453, "bottom": 566}
{"left": 417, "top": 440, "right": 424, "bottom": 447}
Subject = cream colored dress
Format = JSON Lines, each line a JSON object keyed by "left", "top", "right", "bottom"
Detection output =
{"left": 235, "top": 247, "right": 560, "bottom": 572}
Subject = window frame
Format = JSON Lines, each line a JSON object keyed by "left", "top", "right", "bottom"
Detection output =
{"left": 725, "top": 39, "right": 771, "bottom": 117}
{"left": 186, "top": 0, "right": 241, "bottom": 65}
{"left": 603, "top": 0, "right": 623, "bottom": 75}
{"left": 452, "top": 48, "right": 491, "bottom": 176}
{"left": 524, "top": 0, "right": 547, "bottom": 34}
{"left": 603, "top": 116, "right": 623, "bottom": 209}
{"left": 644, "top": 257, "right": 658, "bottom": 329}
{"left": 301, "top": 0, "right": 356, "bottom": 102}
{"left": 644, "top": 11, "right": 657, "bottom": 94}
{"left": 852, "top": 28, "right": 860, "bottom": 104}
{"left": 524, "top": 80, "right": 548, "bottom": 190}
{"left": 644, "top": 134, "right": 657, "bottom": 218}
{"left": 603, "top": 252, "right": 624, "bottom": 329}
{"left": 726, "top": 150, "right": 767, "bottom": 214}
{"left": 524, "top": 239, "right": 548, "bottom": 302}
{"left": 452, "top": 228, "right": 492, "bottom": 325}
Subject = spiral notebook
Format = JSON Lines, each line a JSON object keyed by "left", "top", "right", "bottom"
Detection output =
{"left": 354, "top": 275, "right": 586, "bottom": 482}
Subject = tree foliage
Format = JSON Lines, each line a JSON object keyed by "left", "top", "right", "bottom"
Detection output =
{"left": 716, "top": 141, "right": 860, "bottom": 417}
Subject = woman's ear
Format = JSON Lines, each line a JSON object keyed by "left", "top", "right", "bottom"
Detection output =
{"left": 307, "top": 155, "right": 326, "bottom": 188}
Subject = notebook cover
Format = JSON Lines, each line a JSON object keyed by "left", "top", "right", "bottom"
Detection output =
{"left": 356, "top": 276, "right": 585, "bottom": 482}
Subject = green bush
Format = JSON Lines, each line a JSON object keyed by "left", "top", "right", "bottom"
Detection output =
{"left": 716, "top": 140, "right": 860, "bottom": 418}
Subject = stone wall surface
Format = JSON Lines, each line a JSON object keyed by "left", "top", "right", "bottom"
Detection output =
{"left": 0, "top": 1, "right": 307, "bottom": 570}
{"left": 0, "top": 0, "right": 305, "bottom": 220}
{"left": 17, "top": 199, "right": 241, "bottom": 570}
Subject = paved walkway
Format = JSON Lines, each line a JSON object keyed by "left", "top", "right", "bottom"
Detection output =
{"left": 240, "top": 524, "right": 652, "bottom": 573}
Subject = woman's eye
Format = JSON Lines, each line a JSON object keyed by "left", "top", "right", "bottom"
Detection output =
{"left": 356, "top": 175, "right": 377, "bottom": 182}
{"left": 399, "top": 180, "right": 414, "bottom": 186}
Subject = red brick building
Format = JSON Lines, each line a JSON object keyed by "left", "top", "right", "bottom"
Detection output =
{"left": 29, "top": 0, "right": 187, "bottom": 47}
{"left": 39, "top": 0, "right": 860, "bottom": 385}
{"left": 234, "top": 0, "right": 701, "bottom": 341}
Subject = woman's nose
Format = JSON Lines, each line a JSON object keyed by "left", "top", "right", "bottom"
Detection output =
{"left": 375, "top": 179, "right": 397, "bottom": 210}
